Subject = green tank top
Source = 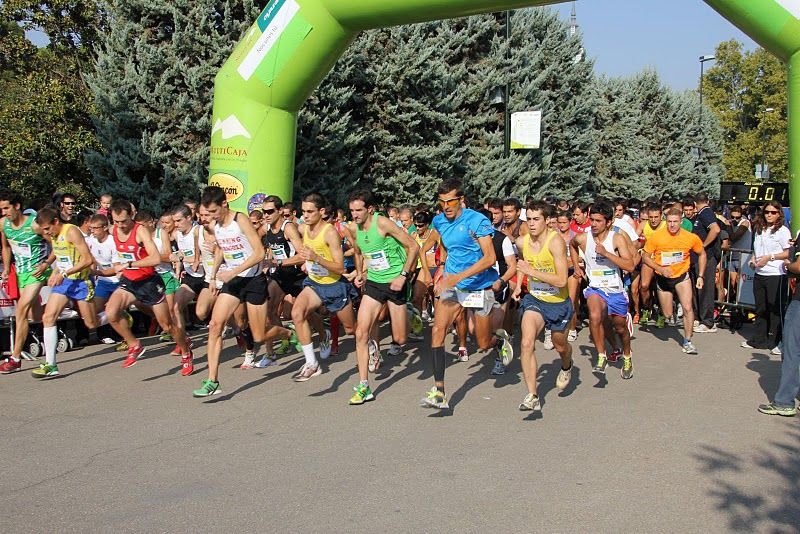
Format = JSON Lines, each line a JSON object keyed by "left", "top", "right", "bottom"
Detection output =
{"left": 3, "top": 216, "right": 50, "bottom": 273}
{"left": 356, "top": 213, "right": 406, "bottom": 283}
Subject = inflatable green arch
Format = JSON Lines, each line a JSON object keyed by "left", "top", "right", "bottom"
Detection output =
{"left": 208, "top": 0, "right": 800, "bottom": 231}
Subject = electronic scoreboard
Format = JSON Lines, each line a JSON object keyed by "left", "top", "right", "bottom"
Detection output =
{"left": 719, "top": 181, "right": 789, "bottom": 204}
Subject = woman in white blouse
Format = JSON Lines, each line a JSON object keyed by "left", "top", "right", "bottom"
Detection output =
{"left": 742, "top": 201, "right": 791, "bottom": 351}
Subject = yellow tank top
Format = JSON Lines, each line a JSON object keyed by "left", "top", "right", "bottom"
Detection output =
{"left": 523, "top": 231, "right": 568, "bottom": 303}
{"left": 53, "top": 224, "right": 88, "bottom": 280}
{"left": 642, "top": 220, "right": 665, "bottom": 240}
{"left": 303, "top": 222, "right": 340, "bottom": 284}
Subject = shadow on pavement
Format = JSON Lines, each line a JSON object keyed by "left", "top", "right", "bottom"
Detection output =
{"left": 693, "top": 429, "right": 800, "bottom": 530}
{"left": 745, "top": 353, "right": 781, "bottom": 399}
{"left": 203, "top": 356, "right": 305, "bottom": 402}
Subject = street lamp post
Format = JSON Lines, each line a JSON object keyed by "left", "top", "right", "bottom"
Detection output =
{"left": 489, "top": 11, "right": 512, "bottom": 158}
{"left": 698, "top": 54, "right": 716, "bottom": 127}
{"left": 758, "top": 107, "right": 775, "bottom": 179}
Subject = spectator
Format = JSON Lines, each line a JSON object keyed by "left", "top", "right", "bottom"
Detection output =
{"left": 97, "top": 194, "right": 113, "bottom": 216}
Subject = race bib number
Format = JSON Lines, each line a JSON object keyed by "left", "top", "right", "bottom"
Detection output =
{"left": 456, "top": 289, "right": 485, "bottom": 308}
{"left": 590, "top": 269, "right": 619, "bottom": 289}
{"left": 118, "top": 251, "right": 139, "bottom": 269}
{"left": 271, "top": 247, "right": 288, "bottom": 261}
{"left": 366, "top": 250, "right": 390, "bottom": 271}
{"left": 10, "top": 241, "right": 31, "bottom": 259}
{"left": 181, "top": 249, "right": 195, "bottom": 258}
{"left": 223, "top": 251, "right": 245, "bottom": 265}
{"left": 661, "top": 251, "right": 684, "bottom": 266}
{"left": 56, "top": 256, "right": 73, "bottom": 270}
{"left": 306, "top": 261, "right": 329, "bottom": 278}
{"left": 529, "top": 278, "right": 557, "bottom": 297}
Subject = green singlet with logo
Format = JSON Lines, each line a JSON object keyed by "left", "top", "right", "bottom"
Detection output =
{"left": 356, "top": 213, "right": 406, "bottom": 284}
{"left": 3, "top": 216, "right": 50, "bottom": 275}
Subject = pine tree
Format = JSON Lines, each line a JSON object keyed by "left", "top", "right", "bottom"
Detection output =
{"left": 86, "top": 0, "right": 260, "bottom": 210}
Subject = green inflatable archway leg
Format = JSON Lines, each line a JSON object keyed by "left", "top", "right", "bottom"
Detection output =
{"left": 210, "top": 0, "right": 800, "bottom": 224}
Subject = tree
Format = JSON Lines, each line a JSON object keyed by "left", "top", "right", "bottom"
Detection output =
{"left": 703, "top": 40, "right": 788, "bottom": 183}
{"left": 85, "top": 0, "right": 261, "bottom": 210}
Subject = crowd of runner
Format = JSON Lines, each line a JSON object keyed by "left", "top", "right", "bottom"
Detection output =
{"left": 0, "top": 181, "right": 797, "bottom": 416}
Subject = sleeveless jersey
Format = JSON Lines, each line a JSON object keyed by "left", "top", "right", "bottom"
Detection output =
{"left": 215, "top": 213, "right": 258, "bottom": 278}
{"left": 491, "top": 231, "right": 509, "bottom": 276}
{"left": 642, "top": 220, "right": 665, "bottom": 240}
{"left": 3, "top": 216, "right": 49, "bottom": 273}
{"left": 303, "top": 222, "right": 340, "bottom": 284}
{"left": 198, "top": 226, "right": 216, "bottom": 283}
{"left": 264, "top": 220, "right": 297, "bottom": 262}
{"left": 176, "top": 225, "right": 203, "bottom": 278}
{"left": 52, "top": 224, "right": 89, "bottom": 280}
{"left": 356, "top": 214, "right": 406, "bottom": 283}
{"left": 413, "top": 230, "right": 436, "bottom": 269}
{"left": 113, "top": 222, "right": 155, "bottom": 281}
{"left": 584, "top": 231, "right": 624, "bottom": 294}
{"left": 523, "top": 232, "right": 568, "bottom": 303}
{"left": 154, "top": 228, "right": 175, "bottom": 275}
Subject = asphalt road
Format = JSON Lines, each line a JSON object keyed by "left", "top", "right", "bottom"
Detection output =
{"left": 1, "top": 320, "right": 797, "bottom": 533}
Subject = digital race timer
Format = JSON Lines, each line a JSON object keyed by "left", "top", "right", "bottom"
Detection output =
{"left": 719, "top": 182, "right": 789, "bottom": 204}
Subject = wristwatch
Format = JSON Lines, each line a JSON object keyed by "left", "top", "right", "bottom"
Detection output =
{"left": 400, "top": 270, "right": 409, "bottom": 278}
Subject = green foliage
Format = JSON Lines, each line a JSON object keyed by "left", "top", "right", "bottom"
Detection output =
{"left": 703, "top": 40, "right": 788, "bottom": 183}
{"left": 86, "top": 0, "right": 261, "bottom": 210}
{"left": 591, "top": 71, "right": 724, "bottom": 199}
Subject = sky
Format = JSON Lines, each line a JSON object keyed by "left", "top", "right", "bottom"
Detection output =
{"left": 552, "top": 0, "right": 757, "bottom": 90}
{"left": 26, "top": 0, "right": 758, "bottom": 91}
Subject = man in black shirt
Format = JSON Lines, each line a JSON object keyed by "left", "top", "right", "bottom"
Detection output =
{"left": 691, "top": 193, "right": 720, "bottom": 332}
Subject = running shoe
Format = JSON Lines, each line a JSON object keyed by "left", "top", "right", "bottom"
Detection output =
{"left": 542, "top": 329, "right": 554, "bottom": 350}
{"left": 639, "top": 309, "right": 650, "bottom": 326}
{"left": 123, "top": 310, "right": 134, "bottom": 328}
{"left": 455, "top": 347, "right": 469, "bottom": 362}
{"left": 496, "top": 329, "right": 514, "bottom": 366}
{"left": 667, "top": 315, "right": 679, "bottom": 327}
{"left": 491, "top": 359, "right": 505, "bottom": 375}
{"left": 567, "top": 329, "right": 578, "bottom": 342}
{"left": 31, "top": 363, "right": 59, "bottom": 379}
{"left": 677, "top": 304, "right": 684, "bottom": 318}
{"left": 192, "top": 379, "right": 220, "bottom": 397}
{"left": 407, "top": 332, "right": 424, "bottom": 342}
{"left": 122, "top": 344, "right": 146, "bottom": 368}
{"left": 387, "top": 342, "right": 403, "bottom": 357}
{"left": 740, "top": 341, "right": 755, "bottom": 349}
{"left": 180, "top": 353, "right": 194, "bottom": 376}
{"left": 319, "top": 329, "right": 332, "bottom": 360}
{"left": 757, "top": 403, "right": 796, "bottom": 417}
{"left": 682, "top": 340, "right": 698, "bottom": 355}
{"left": 292, "top": 363, "right": 321, "bottom": 382}
{"left": 693, "top": 324, "right": 717, "bottom": 333}
{"left": 274, "top": 338, "right": 292, "bottom": 355}
{"left": 368, "top": 339, "right": 381, "bottom": 372}
{"left": 349, "top": 383, "right": 375, "bottom": 405}
{"left": 20, "top": 351, "right": 36, "bottom": 361}
{"left": 518, "top": 393, "right": 540, "bottom": 412}
{"left": 420, "top": 387, "right": 449, "bottom": 410}
{"left": 255, "top": 355, "right": 278, "bottom": 368}
{"left": 556, "top": 364, "right": 573, "bottom": 390}
{"left": 593, "top": 354, "right": 607, "bottom": 375}
{"left": 100, "top": 337, "right": 116, "bottom": 345}
{"left": 170, "top": 338, "right": 194, "bottom": 356}
{"left": 620, "top": 356, "right": 633, "bottom": 379}
{"left": 240, "top": 351, "right": 256, "bottom": 369}
{"left": 771, "top": 345, "right": 782, "bottom": 356}
{"left": 115, "top": 340, "right": 128, "bottom": 352}
{"left": 421, "top": 310, "right": 431, "bottom": 323}
{"left": 0, "top": 358, "right": 21, "bottom": 374}
{"left": 655, "top": 314, "right": 665, "bottom": 328}
{"left": 408, "top": 304, "right": 424, "bottom": 336}
{"left": 607, "top": 348, "right": 622, "bottom": 363}
{"left": 159, "top": 332, "right": 173, "bottom": 342}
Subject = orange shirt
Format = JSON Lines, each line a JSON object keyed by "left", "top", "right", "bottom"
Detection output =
{"left": 643, "top": 227, "right": 703, "bottom": 278}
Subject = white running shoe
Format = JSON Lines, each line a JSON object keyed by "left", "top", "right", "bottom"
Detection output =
{"left": 240, "top": 351, "right": 256, "bottom": 369}
{"left": 254, "top": 355, "right": 277, "bottom": 368}
{"left": 567, "top": 329, "right": 578, "bottom": 342}
{"left": 319, "top": 329, "right": 332, "bottom": 360}
{"left": 368, "top": 339, "right": 381, "bottom": 372}
{"left": 543, "top": 329, "right": 554, "bottom": 350}
{"left": 292, "top": 362, "right": 321, "bottom": 382}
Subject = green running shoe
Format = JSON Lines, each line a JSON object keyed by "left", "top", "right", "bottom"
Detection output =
{"left": 159, "top": 332, "right": 173, "bottom": 342}
{"left": 757, "top": 403, "right": 796, "bottom": 417}
{"left": 621, "top": 356, "right": 633, "bottom": 379}
{"left": 31, "top": 363, "right": 59, "bottom": 379}
{"left": 593, "top": 354, "right": 607, "bottom": 375}
{"left": 349, "top": 384, "right": 375, "bottom": 405}
{"left": 408, "top": 304, "right": 424, "bottom": 336}
{"left": 639, "top": 309, "right": 650, "bottom": 325}
{"left": 420, "top": 387, "right": 449, "bottom": 410}
{"left": 655, "top": 314, "right": 666, "bottom": 328}
{"left": 274, "top": 339, "right": 292, "bottom": 355}
{"left": 192, "top": 379, "right": 221, "bottom": 397}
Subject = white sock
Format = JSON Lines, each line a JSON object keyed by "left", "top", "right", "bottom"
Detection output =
{"left": 98, "top": 311, "right": 109, "bottom": 326}
{"left": 302, "top": 343, "right": 317, "bottom": 367}
{"left": 44, "top": 326, "right": 58, "bottom": 366}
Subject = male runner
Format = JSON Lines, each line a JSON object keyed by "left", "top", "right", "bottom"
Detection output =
{"left": 571, "top": 200, "right": 635, "bottom": 380}
{"left": 290, "top": 192, "right": 356, "bottom": 382}
{"left": 417, "top": 178, "right": 511, "bottom": 410}
{"left": 513, "top": 202, "right": 574, "bottom": 412}
{"left": 192, "top": 186, "right": 268, "bottom": 397}
{"left": 106, "top": 200, "right": 193, "bottom": 372}
{"left": 170, "top": 205, "right": 203, "bottom": 357}
{"left": 641, "top": 208, "right": 706, "bottom": 354}
{"left": 31, "top": 208, "right": 98, "bottom": 378}
{"left": 637, "top": 204, "right": 665, "bottom": 325}
{"left": 87, "top": 214, "right": 123, "bottom": 344}
{"left": 0, "top": 192, "right": 51, "bottom": 373}
{"left": 346, "top": 190, "right": 418, "bottom": 404}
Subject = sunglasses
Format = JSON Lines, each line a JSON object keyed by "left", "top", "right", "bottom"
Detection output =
{"left": 262, "top": 208, "right": 276, "bottom": 215}
{"left": 437, "top": 196, "right": 461, "bottom": 208}
{"left": 764, "top": 210, "right": 780, "bottom": 215}
{"left": 63, "top": 201, "right": 76, "bottom": 206}
{"left": 731, "top": 216, "right": 741, "bottom": 221}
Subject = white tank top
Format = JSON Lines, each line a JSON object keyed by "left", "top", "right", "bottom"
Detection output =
{"left": 176, "top": 225, "right": 203, "bottom": 278}
{"left": 584, "top": 231, "right": 624, "bottom": 294}
{"left": 198, "top": 226, "right": 216, "bottom": 282}
{"left": 215, "top": 213, "right": 258, "bottom": 278}
{"left": 154, "top": 228, "right": 175, "bottom": 275}
{"left": 87, "top": 234, "right": 119, "bottom": 283}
